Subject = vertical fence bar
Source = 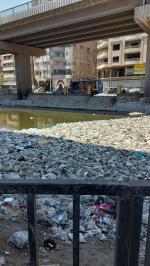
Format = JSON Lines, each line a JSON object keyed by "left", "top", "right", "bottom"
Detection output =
{"left": 144, "top": 207, "right": 150, "bottom": 266}
{"left": 115, "top": 196, "right": 143, "bottom": 266}
{"left": 73, "top": 194, "right": 80, "bottom": 266}
{"left": 27, "top": 194, "right": 39, "bottom": 266}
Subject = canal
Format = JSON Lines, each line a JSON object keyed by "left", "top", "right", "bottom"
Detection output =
{"left": 0, "top": 108, "right": 124, "bottom": 130}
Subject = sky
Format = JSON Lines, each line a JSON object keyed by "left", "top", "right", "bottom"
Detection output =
{"left": 0, "top": 0, "right": 27, "bottom": 11}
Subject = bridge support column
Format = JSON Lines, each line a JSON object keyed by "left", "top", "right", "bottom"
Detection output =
{"left": 134, "top": 4, "right": 150, "bottom": 97}
{"left": 144, "top": 35, "right": 150, "bottom": 97}
{"left": 14, "top": 54, "right": 32, "bottom": 99}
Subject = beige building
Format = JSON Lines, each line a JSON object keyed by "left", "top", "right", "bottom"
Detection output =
{"left": 34, "top": 47, "right": 66, "bottom": 89}
{"left": 65, "top": 42, "right": 97, "bottom": 85}
{"left": 1, "top": 54, "right": 16, "bottom": 90}
{"left": 33, "top": 41, "right": 97, "bottom": 89}
{"left": 97, "top": 33, "right": 147, "bottom": 91}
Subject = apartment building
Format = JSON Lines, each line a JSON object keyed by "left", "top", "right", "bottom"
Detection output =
{"left": 0, "top": 56, "right": 3, "bottom": 90}
{"left": 0, "top": 56, "right": 2, "bottom": 70}
{"left": 1, "top": 41, "right": 97, "bottom": 91}
{"left": 97, "top": 33, "right": 147, "bottom": 91}
{"left": 65, "top": 42, "right": 97, "bottom": 85}
{"left": 34, "top": 47, "right": 66, "bottom": 89}
{"left": 0, "top": 48, "right": 66, "bottom": 91}
{"left": 34, "top": 42, "right": 97, "bottom": 89}
{"left": 1, "top": 54, "right": 16, "bottom": 90}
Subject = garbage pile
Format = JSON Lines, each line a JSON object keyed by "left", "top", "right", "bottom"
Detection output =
{"left": 0, "top": 116, "right": 150, "bottom": 257}
{"left": 1, "top": 193, "right": 150, "bottom": 251}
{"left": 0, "top": 194, "right": 117, "bottom": 247}
{"left": 50, "top": 195, "right": 117, "bottom": 243}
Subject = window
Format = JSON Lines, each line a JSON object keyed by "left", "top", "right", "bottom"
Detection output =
{"left": 104, "top": 58, "right": 108, "bottom": 63}
{"left": 125, "top": 40, "right": 141, "bottom": 48}
{"left": 131, "top": 41, "right": 140, "bottom": 47}
{"left": 124, "top": 53, "right": 140, "bottom": 61}
{"left": 65, "top": 69, "right": 72, "bottom": 75}
{"left": 113, "top": 56, "right": 119, "bottom": 63}
{"left": 111, "top": 68, "right": 125, "bottom": 77}
{"left": 113, "top": 44, "right": 120, "bottom": 51}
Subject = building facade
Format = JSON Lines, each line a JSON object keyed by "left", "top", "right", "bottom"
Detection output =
{"left": 34, "top": 47, "right": 66, "bottom": 89}
{"left": 1, "top": 41, "right": 97, "bottom": 91}
{"left": 97, "top": 33, "right": 147, "bottom": 91}
{"left": 1, "top": 54, "right": 16, "bottom": 90}
{"left": 34, "top": 41, "right": 97, "bottom": 89}
{"left": 65, "top": 42, "right": 97, "bottom": 86}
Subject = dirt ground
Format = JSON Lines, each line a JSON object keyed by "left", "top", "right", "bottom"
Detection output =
{"left": 0, "top": 218, "right": 115, "bottom": 266}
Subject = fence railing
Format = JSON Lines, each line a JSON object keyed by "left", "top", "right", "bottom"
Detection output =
{"left": 0, "top": 0, "right": 82, "bottom": 25}
{"left": 0, "top": 179, "right": 150, "bottom": 266}
{"left": 0, "top": 2, "right": 32, "bottom": 17}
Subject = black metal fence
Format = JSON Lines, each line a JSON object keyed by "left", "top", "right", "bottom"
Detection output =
{"left": 0, "top": 179, "right": 150, "bottom": 266}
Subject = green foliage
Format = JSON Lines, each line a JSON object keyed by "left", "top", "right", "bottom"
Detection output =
{"left": 0, "top": 72, "right": 4, "bottom": 90}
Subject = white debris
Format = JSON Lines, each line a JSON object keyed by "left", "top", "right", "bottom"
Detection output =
{"left": 8, "top": 231, "right": 28, "bottom": 249}
{"left": 3, "top": 197, "right": 14, "bottom": 205}
{"left": 0, "top": 256, "right": 5, "bottom": 265}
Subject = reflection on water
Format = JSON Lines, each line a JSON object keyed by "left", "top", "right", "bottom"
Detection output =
{"left": 0, "top": 108, "right": 124, "bottom": 130}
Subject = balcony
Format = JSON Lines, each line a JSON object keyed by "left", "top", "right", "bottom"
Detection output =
{"left": 34, "top": 58, "right": 44, "bottom": 63}
{"left": 97, "top": 62, "right": 108, "bottom": 69}
{"left": 65, "top": 64, "right": 72, "bottom": 70}
{"left": 52, "top": 72, "right": 65, "bottom": 78}
{"left": 3, "top": 73, "right": 15, "bottom": 78}
{"left": 125, "top": 45, "right": 141, "bottom": 54}
{"left": 65, "top": 74, "right": 72, "bottom": 79}
{"left": 97, "top": 51, "right": 108, "bottom": 60}
{"left": 2, "top": 59, "right": 14, "bottom": 64}
{"left": 52, "top": 64, "right": 65, "bottom": 70}
{"left": 51, "top": 57, "right": 65, "bottom": 62}
{"left": 3, "top": 67, "right": 15, "bottom": 71}
{"left": 34, "top": 66, "right": 42, "bottom": 71}
{"left": 4, "top": 81, "right": 16, "bottom": 86}
{"left": 97, "top": 40, "right": 108, "bottom": 50}
{"left": 124, "top": 58, "right": 141, "bottom": 65}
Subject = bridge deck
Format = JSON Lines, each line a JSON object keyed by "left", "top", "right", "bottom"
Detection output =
{"left": 0, "top": 0, "right": 147, "bottom": 49}
{"left": 0, "top": 0, "right": 82, "bottom": 25}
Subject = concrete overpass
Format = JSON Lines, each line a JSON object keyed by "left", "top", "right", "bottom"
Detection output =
{"left": 0, "top": 0, "right": 150, "bottom": 97}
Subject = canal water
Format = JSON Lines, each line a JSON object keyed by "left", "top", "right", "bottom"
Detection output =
{"left": 0, "top": 108, "right": 123, "bottom": 130}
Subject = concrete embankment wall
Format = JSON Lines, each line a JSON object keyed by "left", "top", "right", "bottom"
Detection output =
{"left": 0, "top": 94, "right": 150, "bottom": 113}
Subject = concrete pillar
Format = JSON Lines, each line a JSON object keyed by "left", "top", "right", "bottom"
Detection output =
{"left": 14, "top": 54, "right": 32, "bottom": 99}
{"left": 144, "top": 35, "right": 150, "bottom": 97}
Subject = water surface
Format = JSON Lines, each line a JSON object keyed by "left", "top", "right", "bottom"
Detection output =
{"left": 0, "top": 108, "right": 123, "bottom": 130}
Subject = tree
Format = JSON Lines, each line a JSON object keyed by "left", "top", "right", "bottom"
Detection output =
{"left": 0, "top": 72, "right": 4, "bottom": 90}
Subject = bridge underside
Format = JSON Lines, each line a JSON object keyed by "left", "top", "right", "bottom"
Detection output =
{"left": 0, "top": 0, "right": 150, "bottom": 97}
{"left": 5, "top": 11, "right": 142, "bottom": 48}
{"left": 0, "top": 0, "right": 144, "bottom": 48}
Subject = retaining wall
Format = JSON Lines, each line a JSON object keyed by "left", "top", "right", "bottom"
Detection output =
{"left": 0, "top": 94, "right": 150, "bottom": 113}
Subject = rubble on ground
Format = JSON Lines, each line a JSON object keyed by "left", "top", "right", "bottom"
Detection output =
{"left": 0, "top": 116, "right": 150, "bottom": 249}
